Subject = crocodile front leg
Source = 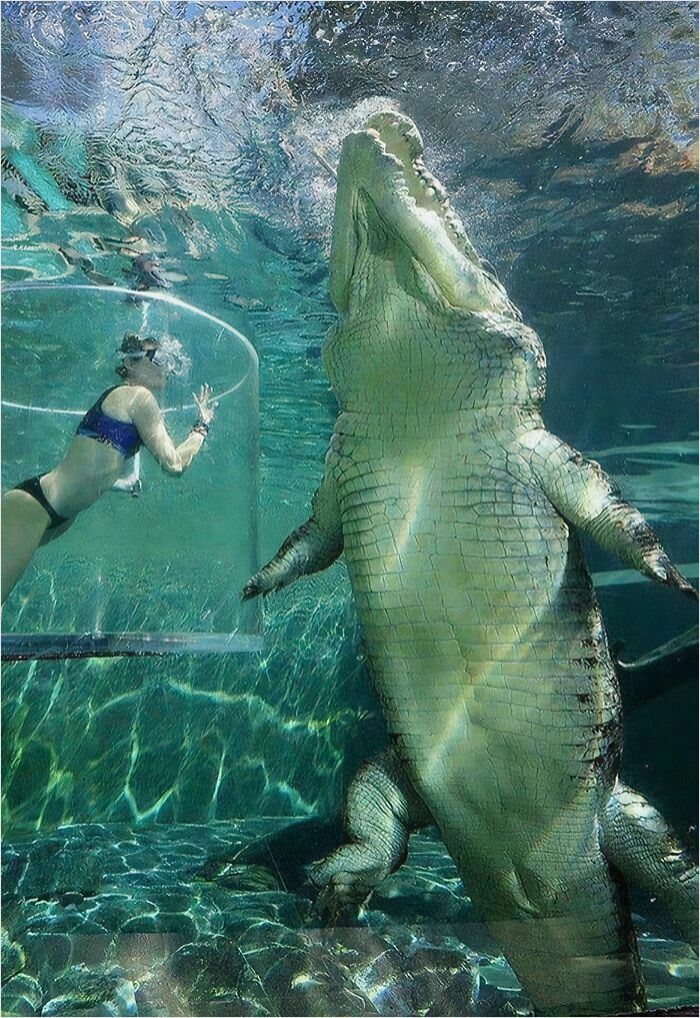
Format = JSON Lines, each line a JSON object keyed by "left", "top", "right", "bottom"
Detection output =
{"left": 242, "top": 447, "right": 343, "bottom": 598}
{"left": 308, "top": 747, "right": 432, "bottom": 920}
{"left": 521, "top": 429, "right": 697, "bottom": 599}
{"left": 602, "top": 780, "right": 699, "bottom": 947}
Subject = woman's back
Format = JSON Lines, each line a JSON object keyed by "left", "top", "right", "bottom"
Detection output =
{"left": 43, "top": 386, "right": 142, "bottom": 517}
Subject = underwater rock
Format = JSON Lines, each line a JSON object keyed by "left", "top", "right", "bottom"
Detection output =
{"left": 79, "top": 893, "right": 135, "bottom": 932}
{"left": 162, "top": 936, "right": 263, "bottom": 1014}
{"left": 6, "top": 835, "right": 103, "bottom": 903}
{"left": 272, "top": 952, "right": 379, "bottom": 1017}
{"left": 406, "top": 942, "right": 479, "bottom": 1014}
{"left": 119, "top": 913, "right": 197, "bottom": 939}
{"left": 426, "top": 968, "right": 482, "bottom": 1016}
{"left": 2, "top": 848, "right": 24, "bottom": 897}
{"left": 225, "top": 920, "right": 307, "bottom": 982}
{"left": 3, "top": 823, "right": 696, "bottom": 1016}
{"left": 211, "top": 919, "right": 379, "bottom": 1014}
{"left": 1, "top": 973, "right": 44, "bottom": 1016}
{"left": 478, "top": 956, "right": 523, "bottom": 993}
{"left": 40, "top": 965, "right": 136, "bottom": 1017}
{"left": 318, "top": 925, "right": 414, "bottom": 1013}
{"left": 1, "top": 929, "right": 26, "bottom": 983}
{"left": 21, "top": 911, "right": 108, "bottom": 938}
{"left": 220, "top": 892, "right": 314, "bottom": 933}
{"left": 165, "top": 936, "right": 248, "bottom": 985}
{"left": 20, "top": 933, "right": 73, "bottom": 981}
{"left": 305, "top": 925, "right": 483, "bottom": 1016}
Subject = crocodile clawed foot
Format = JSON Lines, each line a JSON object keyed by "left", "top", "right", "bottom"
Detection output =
{"left": 240, "top": 577, "right": 264, "bottom": 600}
{"left": 675, "top": 572, "right": 699, "bottom": 601}
{"left": 311, "top": 877, "right": 364, "bottom": 927}
{"left": 643, "top": 551, "right": 697, "bottom": 600}
{"left": 240, "top": 572, "right": 278, "bottom": 600}
{"left": 307, "top": 856, "right": 384, "bottom": 926}
{"left": 660, "top": 561, "right": 698, "bottom": 601}
{"left": 663, "top": 566, "right": 695, "bottom": 602}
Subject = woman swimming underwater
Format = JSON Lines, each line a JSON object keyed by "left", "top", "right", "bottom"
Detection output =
{"left": 1, "top": 331, "right": 216, "bottom": 604}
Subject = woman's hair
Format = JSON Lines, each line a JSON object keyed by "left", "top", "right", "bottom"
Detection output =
{"left": 116, "top": 331, "right": 191, "bottom": 379}
{"left": 120, "top": 332, "right": 147, "bottom": 355}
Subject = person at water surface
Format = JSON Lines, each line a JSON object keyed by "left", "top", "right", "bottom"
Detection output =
{"left": 1, "top": 331, "right": 216, "bottom": 604}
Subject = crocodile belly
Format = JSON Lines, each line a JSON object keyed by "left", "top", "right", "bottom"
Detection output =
{"left": 337, "top": 441, "right": 622, "bottom": 863}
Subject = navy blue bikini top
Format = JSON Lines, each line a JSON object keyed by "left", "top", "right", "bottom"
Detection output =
{"left": 76, "top": 387, "right": 142, "bottom": 459}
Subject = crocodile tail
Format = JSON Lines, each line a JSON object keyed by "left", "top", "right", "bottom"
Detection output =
{"left": 601, "top": 781, "right": 699, "bottom": 949}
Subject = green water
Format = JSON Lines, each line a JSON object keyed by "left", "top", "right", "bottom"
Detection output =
{"left": 1, "top": 4, "right": 697, "bottom": 1016}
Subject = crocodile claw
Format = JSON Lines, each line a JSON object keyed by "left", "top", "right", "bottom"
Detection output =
{"left": 306, "top": 870, "right": 365, "bottom": 927}
{"left": 659, "top": 561, "right": 697, "bottom": 600}
{"left": 241, "top": 576, "right": 269, "bottom": 600}
{"left": 642, "top": 548, "right": 697, "bottom": 600}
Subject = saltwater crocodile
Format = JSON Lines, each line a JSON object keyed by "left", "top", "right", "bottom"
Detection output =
{"left": 243, "top": 111, "right": 698, "bottom": 1015}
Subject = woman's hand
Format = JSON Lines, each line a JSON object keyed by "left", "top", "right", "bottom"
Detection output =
{"left": 194, "top": 384, "right": 216, "bottom": 426}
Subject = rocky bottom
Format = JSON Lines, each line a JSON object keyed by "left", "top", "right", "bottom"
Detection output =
{"left": 1, "top": 821, "right": 697, "bottom": 1017}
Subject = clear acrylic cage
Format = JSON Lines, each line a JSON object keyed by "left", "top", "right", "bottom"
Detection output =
{"left": 1, "top": 282, "right": 261, "bottom": 658}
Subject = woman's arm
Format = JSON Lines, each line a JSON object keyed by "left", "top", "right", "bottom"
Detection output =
{"left": 128, "top": 386, "right": 212, "bottom": 476}
{"left": 111, "top": 451, "right": 142, "bottom": 495}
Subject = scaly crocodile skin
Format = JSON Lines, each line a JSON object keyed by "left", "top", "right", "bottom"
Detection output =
{"left": 243, "top": 112, "right": 698, "bottom": 1015}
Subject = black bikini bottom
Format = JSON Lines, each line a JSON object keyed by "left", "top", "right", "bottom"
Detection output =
{"left": 14, "top": 476, "right": 69, "bottom": 530}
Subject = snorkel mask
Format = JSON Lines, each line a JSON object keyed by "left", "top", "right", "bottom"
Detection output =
{"left": 117, "top": 332, "right": 191, "bottom": 378}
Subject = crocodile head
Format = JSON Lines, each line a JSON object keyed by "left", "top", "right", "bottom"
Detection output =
{"left": 329, "top": 111, "right": 516, "bottom": 319}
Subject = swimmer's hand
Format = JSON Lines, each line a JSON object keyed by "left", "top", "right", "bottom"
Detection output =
{"left": 194, "top": 384, "right": 216, "bottom": 426}
{"left": 112, "top": 477, "right": 141, "bottom": 496}
{"left": 112, "top": 452, "right": 142, "bottom": 496}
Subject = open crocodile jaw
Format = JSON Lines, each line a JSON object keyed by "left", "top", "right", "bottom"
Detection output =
{"left": 329, "top": 111, "right": 512, "bottom": 317}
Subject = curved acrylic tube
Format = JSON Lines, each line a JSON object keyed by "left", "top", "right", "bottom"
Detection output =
{"left": 2, "top": 282, "right": 262, "bottom": 658}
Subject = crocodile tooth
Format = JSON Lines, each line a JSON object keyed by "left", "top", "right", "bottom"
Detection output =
{"left": 363, "top": 112, "right": 423, "bottom": 161}
{"left": 428, "top": 179, "right": 448, "bottom": 202}
{"left": 402, "top": 130, "right": 423, "bottom": 160}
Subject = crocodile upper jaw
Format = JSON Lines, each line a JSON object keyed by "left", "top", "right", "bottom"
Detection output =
{"left": 329, "top": 111, "right": 514, "bottom": 318}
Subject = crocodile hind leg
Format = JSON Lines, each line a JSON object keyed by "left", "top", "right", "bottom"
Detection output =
{"left": 479, "top": 857, "right": 646, "bottom": 1016}
{"left": 601, "top": 779, "right": 699, "bottom": 948}
{"left": 308, "top": 747, "right": 431, "bottom": 920}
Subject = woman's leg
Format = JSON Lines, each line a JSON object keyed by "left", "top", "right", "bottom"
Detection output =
{"left": 40, "top": 518, "right": 75, "bottom": 545}
{"left": 1, "top": 490, "right": 51, "bottom": 603}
